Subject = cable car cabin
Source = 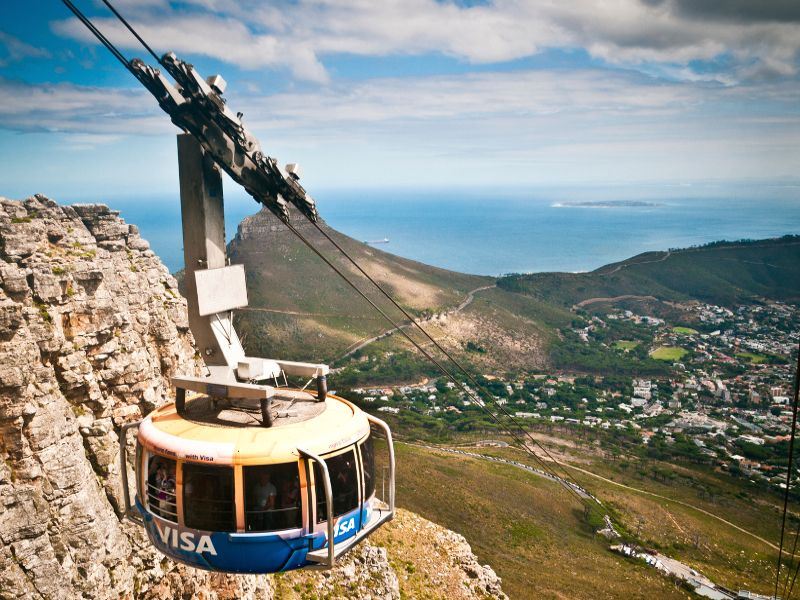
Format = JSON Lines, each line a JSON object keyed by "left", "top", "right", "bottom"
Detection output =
{"left": 119, "top": 378, "right": 395, "bottom": 574}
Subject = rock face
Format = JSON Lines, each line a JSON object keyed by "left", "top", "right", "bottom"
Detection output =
{"left": 0, "top": 195, "right": 267, "bottom": 599}
{"left": 277, "top": 509, "right": 508, "bottom": 600}
{"left": 0, "top": 195, "right": 505, "bottom": 600}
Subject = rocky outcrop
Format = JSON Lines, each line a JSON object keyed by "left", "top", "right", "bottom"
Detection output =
{"left": 0, "top": 195, "right": 267, "bottom": 599}
{"left": 0, "top": 195, "right": 505, "bottom": 600}
{"left": 275, "top": 509, "right": 506, "bottom": 600}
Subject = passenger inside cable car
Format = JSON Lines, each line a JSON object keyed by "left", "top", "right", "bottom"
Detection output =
{"left": 244, "top": 464, "right": 302, "bottom": 531}
{"left": 146, "top": 456, "right": 176, "bottom": 521}
{"left": 184, "top": 463, "right": 235, "bottom": 531}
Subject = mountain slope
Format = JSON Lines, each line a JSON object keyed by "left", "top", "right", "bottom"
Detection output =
{"left": 228, "top": 207, "right": 497, "bottom": 362}
{"left": 497, "top": 236, "right": 800, "bottom": 308}
{"left": 229, "top": 212, "right": 799, "bottom": 377}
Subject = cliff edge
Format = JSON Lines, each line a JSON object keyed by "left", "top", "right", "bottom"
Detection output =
{"left": 0, "top": 195, "right": 505, "bottom": 600}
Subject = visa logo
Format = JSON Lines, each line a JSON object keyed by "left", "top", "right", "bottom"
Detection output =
{"left": 156, "top": 523, "right": 218, "bottom": 555}
{"left": 334, "top": 517, "right": 355, "bottom": 538}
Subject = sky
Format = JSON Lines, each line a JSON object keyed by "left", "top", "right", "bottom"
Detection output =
{"left": 0, "top": 0, "right": 798, "bottom": 202}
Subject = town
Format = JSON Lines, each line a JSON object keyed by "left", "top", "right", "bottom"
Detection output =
{"left": 340, "top": 300, "right": 799, "bottom": 494}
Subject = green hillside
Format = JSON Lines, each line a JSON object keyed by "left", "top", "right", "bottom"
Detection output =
{"left": 227, "top": 213, "right": 798, "bottom": 377}
{"left": 497, "top": 236, "right": 800, "bottom": 308}
{"left": 228, "top": 207, "right": 493, "bottom": 362}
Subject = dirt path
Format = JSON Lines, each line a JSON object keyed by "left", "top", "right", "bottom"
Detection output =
{"left": 597, "top": 250, "right": 672, "bottom": 276}
{"left": 575, "top": 294, "right": 658, "bottom": 308}
{"left": 336, "top": 284, "right": 496, "bottom": 360}
{"left": 455, "top": 284, "right": 496, "bottom": 312}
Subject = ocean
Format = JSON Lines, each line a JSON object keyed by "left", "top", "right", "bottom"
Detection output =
{"left": 106, "top": 187, "right": 800, "bottom": 276}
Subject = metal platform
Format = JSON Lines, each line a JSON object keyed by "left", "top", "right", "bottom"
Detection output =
{"left": 180, "top": 389, "right": 327, "bottom": 428}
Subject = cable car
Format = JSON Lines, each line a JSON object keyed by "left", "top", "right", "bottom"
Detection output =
{"left": 117, "top": 132, "right": 395, "bottom": 573}
{"left": 119, "top": 377, "right": 394, "bottom": 573}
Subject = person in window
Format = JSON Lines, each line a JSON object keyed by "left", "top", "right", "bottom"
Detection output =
{"left": 158, "top": 466, "right": 176, "bottom": 517}
{"left": 334, "top": 456, "right": 356, "bottom": 510}
{"left": 252, "top": 471, "right": 277, "bottom": 530}
{"left": 147, "top": 461, "right": 162, "bottom": 512}
{"left": 149, "top": 462, "right": 168, "bottom": 517}
{"left": 279, "top": 477, "right": 300, "bottom": 528}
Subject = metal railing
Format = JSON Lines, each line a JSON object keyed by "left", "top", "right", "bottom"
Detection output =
{"left": 298, "top": 413, "right": 395, "bottom": 569}
{"left": 244, "top": 506, "right": 302, "bottom": 531}
{"left": 118, "top": 420, "right": 143, "bottom": 525}
{"left": 146, "top": 481, "right": 178, "bottom": 520}
{"left": 297, "top": 447, "right": 335, "bottom": 566}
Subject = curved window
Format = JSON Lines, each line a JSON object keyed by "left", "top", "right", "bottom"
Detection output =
{"left": 146, "top": 454, "right": 177, "bottom": 523}
{"left": 183, "top": 463, "right": 235, "bottom": 532}
{"left": 360, "top": 435, "right": 376, "bottom": 500}
{"left": 315, "top": 449, "right": 359, "bottom": 523}
{"left": 244, "top": 463, "right": 302, "bottom": 532}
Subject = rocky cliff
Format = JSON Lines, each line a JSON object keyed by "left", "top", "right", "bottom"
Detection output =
{"left": 0, "top": 195, "right": 505, "bottom": 600}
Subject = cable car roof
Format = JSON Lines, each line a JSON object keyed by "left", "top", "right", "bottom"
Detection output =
{"left": 139, "top": 392, "right": 370, "bottom": 466}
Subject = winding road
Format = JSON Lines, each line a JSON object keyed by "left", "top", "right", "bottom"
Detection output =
{"left": 336, "top": 283, "right": 496, "bottom": 360}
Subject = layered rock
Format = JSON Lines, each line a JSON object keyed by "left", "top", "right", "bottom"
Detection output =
{"left": 277, "top": 509, "right": 507, "bottom": 600}
{"left": 0, "top": 195, "right": 267, "bottom": 599}
{"left": 0, "top": 195, "right": 505, "bottom": 600}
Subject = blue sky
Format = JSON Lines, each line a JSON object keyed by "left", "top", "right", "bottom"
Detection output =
{"left": 0, "top": 0, "right": 798, "bottom": 202}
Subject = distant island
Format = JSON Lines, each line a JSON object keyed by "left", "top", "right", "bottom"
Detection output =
{"left": 553, "top": 200, "right": 662, "bottom": 208}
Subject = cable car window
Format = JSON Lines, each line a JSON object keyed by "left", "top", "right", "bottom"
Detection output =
{"left": 183, "top": 463, "right": 235, "bottom": 532}
{"left": 146, "top": 454, "right": 177, "bottom": 523}
{"left": 243, "top": 463, "right": 302, "bottom": 532}
{"left": 361, "top": 435, "right": 376, "bottom": 500}
{"left": 315, "top": 449, "right": 359, "bottom": 523}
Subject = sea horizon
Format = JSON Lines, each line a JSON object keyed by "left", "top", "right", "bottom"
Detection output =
{"left": 38, "top": 186, "right": 800, "bottom": 277}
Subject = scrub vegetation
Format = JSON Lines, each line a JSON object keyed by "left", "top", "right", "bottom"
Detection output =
{"left": 391, "top": 438, "right": 785, "bottom": 599}
{"left": 498, "top": 236, "right": 800, "bottom": 308}
{"left": 393, "top": 443, "right": 691, "bottom": 599}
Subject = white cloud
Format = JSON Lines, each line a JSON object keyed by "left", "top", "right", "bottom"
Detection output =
{"left": 51, "top": 0, "right": 800, "bottom": 83}
{"left": 237, "top": 69, "right": 701, "bottom": 127}
{"left": 0, "top": 78, "right": 171, "bottom": 135}
{"left": 1, "top": 60, "right": 797, "bottom": 188}
{"left": 0, "top": 31, "right": 50, "bottom": 67}
{"left": 0, "top": 68, "right": 707, "bottom": 137}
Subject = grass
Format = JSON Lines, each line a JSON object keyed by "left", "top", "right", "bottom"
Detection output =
{"left": 613, "top": 340, "right": 639, "bottom": 350}
{"left": 736, "top": 352, "right": 768, "bottom": 364}
{"left": 453, "top": 438, "right": 784, "bottom": 597}
{"left": 570, "top": 460, "right": 781, "bottom": 596}
{"left": 391, "top": 442, "right": 691, "bottom": 599}
{"left": 34, "top": 301, "right": 52, "bottom": 324}
{"left": 650, "top": 346, "right": 688, "bottom": 361}
{"left": 672, "top": 327, "right": 699, "bottom": 335}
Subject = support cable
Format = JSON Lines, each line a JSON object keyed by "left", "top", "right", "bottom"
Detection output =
{"left": 307, "top": 219, "right": 591, "bottom": 494}
{"left": 99, "top": 0, "right": 164, "bottom": 66}
{"left": 283, "top": 221, "right": 590, "bottom": 507}
{"left": 60, "top": 0, "right": 132, "bottom": 70}
{"left": 775, "top": 338, "right": 800, "bottom": 599}
{"left": 65, "top": 0, "right": 593, "bottom": 509}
